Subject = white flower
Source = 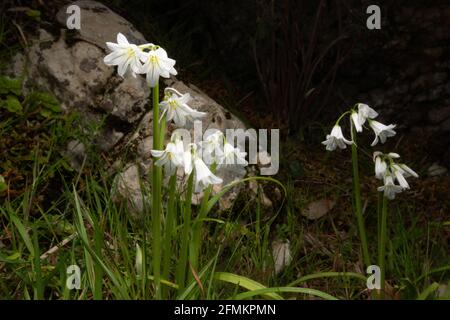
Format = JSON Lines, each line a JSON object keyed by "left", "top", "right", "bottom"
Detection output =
{"left": 104, "top": 33, "right": 142, "bottom": 77}
{"left": 322, "top": 125, "right": 353, "bottom": 151}
{"left": 373, "top": 152, "right": 418, "bottom": 197}
{"left": 374, "top": 154, "right": 387, "bottom": 180}
{"left": 200, "top": 130, "right": 225, "bottom": 164}
{"left": 351, "top": 111, "right": 363, "bottom": 132}
{"left": 160, "top": 90, "right": 206, "bottom": 126}
{"left": 398, "top": 163, "right": 419, "bottom": 178}
{"left": 369, "top": 120, "right": 397, "bottom": 146}
{"left": 357, "top": 103, "right": 378, "bottom": 126}
{"left": 184, "top": 144, "right": 222, "bottom": 192}
{"left": 373, "top": 152, "right": 401, "bottom": 180}
{"left": 151, "top": 140, "right": 184, "bottom": 175}
{"left": 387, "top": 152, "right": 400, "bottom": 159}
{"left": 377, "top": 175, "right": 403, "bottom": 200}
{"left": 139, "top": 46, "right": 177, "bottom": 87}
{"left": 193, "top": 156, "right": 223, "bottom": 192}
{"left": 392, "top": 164, "right": 410, "bottom": 189}
{"left": 221, "top": 142, "right": 247, "bottom": 166}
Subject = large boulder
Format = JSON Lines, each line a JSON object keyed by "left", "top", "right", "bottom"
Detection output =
{"left": 8, "top": 0, "right": 266, "bottom": 215}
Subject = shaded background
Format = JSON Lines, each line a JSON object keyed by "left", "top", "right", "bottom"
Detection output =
{"left": 101, "top": 0, "right": 450, "bottom": 167}
{"left": 2, "top": 0, "right": 450, "bottom": 161}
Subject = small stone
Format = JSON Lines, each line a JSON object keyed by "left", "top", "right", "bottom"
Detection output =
{"left": 302, "top": 198, "right": 336, "bottom": 220}
{"left": 66, "top": 140, "right": 86, "bottom": 170}
{"left": 427, "top": 163, "right": 448, "bottom": 177}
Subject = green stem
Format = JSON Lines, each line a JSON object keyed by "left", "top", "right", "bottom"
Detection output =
{"left": 151, "top": 82, "right": 162, "bottom": 299}
{"left": 162, "top": 174, "right": 177, "bottom": 298}
{"left": 189, "top": 164, "right": 217, "bottom": 279}
{"left": 378, "top": 195, "right": 388, "bottom": 299}
{"left": 176, "top": 171, "right": 194, "bottom": 293}
{"left": 377, "top": 192, "right": 383, "bottom": 257}
{"left": 351, "top": 129, "right": 371, "bottom": 268}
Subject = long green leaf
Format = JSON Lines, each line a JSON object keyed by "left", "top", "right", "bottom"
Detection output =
{"left": 214, "top": 272, "right": 283, "bottom": 300}
{"left": 10, "top": 213, "right": 34, "bottom": 257}
{"left": 234, "top": 287, "right": 338, "bottom": 300}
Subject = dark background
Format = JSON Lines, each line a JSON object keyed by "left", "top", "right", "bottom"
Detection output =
{"left": 104, "top": 0, "right": 450, "bottom": 164}
{"left": 2, "top": 1, "right": 449, "bottom": 155}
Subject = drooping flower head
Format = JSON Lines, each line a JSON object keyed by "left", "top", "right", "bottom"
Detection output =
{"left": 183, "top": 144, "right": 222, "bottom": 193}
{"left": 104, "top": 33, "right": 142, "bottom": 77}
{"left": 373, "top": 151, "right": 419, "bottom": 199}
{"left": 160, "top": 88, "right": 206, "bottom": 126}
{"left": 368, "top": 120, "right": 397, "bottom": 146}
{"left": 322, "top": 125, "right": 353, "bottom": 151}
{"left": 139, "top": 45, "right": 177, "bottom": 87}
{"left": 351, "top": 103, "right": 378, "bottom": 132}
{"left": 151, "top": 138, "right": 184, "bottom": 176}
{"left": 377, "top": 175, "right": 403, "bottom": 200}
{"left": 200, "top": 130, "right": 225, "bottom": 164}
{"left": 221, "top": 142, "right": 248, "bottom": 166}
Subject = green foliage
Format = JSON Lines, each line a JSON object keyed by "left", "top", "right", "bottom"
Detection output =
{"left": 0, "top": 75, "right": 22, "bottom": 95}
{"left": 3, "top": 95, "right": 22, "bottom": 114}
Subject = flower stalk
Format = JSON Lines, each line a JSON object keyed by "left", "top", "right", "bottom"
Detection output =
{"left": 350, "top": 126, "right": 371, "bottom": 268}
{"left": 378, "top": 195, "right": 388, "bottom": 299}
{"left": 162, "top": 173, "right": 177, "bottom": 298}
{"left": 189, "top": 163, "right": 217, "bottom": 280}
{"left": 151, "top": 82, "right": 163, "bottom": 299}
{"left": 176, "top": 171, "right": 194, "bottom": 293}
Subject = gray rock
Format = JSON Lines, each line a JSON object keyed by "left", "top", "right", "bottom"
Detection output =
{"left": 427, "top": 163, "right": 448, "bottom": 177}
{"left": 65, "top": 140, "right": 86, "bottom": 170}
{"left": 56, "top": 1, "right": 146, "bottom": 50}
{"left": 111, "top": 164, "right": 148, "bottom": 217}
{"left": 8, "top": 0, "right": 268, "bottom": 215}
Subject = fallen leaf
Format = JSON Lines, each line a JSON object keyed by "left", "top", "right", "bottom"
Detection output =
{"left": 272, "top": 239, "right": 292, "bottom": 274}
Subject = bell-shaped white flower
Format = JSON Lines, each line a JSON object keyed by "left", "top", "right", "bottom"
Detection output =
{"left": 104, "top": 33, "right": 142, "bottom": 77}
{"left": 357, "top": 103, "right": 378, "bottom": 126}
{"left": 160, "top": 90, "right": 206, "bottom": 126}
{"left": 351, "top": 111, "right": 363, "bottom": 132}
{"left": 373, "top": 152, "right": 418, "bottom": 197}
{"left": 377, "top": 175, "right": 403, "bottom": 200}
{"left": 151, "top": 139, "right": 184, "bottom": 176}
{"left": 322, "top": 125, "right": 353, "bottom": 151}
{"left": 369, "top": 120, "right": 396, "bottom": 146}
{"left": 391, "top": 164, "right": 410, "bottom": 189}
{"left": 374, "top": 153, "right": 388, "bottom": 180}
{"left": 221, "top": 142, "right": 248, "bottom": 166}
{"left": 183, "top": 144, "right": 222, "bottom": 192}
{"left": 373, "top": 152, "right": 401, "bottom": 180}
{"left": 139, "top": 46, "right": 177, "bottom": 87}
{"left": 193, "top": 156, "right": 223, "bottom": 192}
{"left": 387, "top": 152, "right": 400, "bottom": 159}
{"left": 398, "top": 163, "right": 418, "bottom": 178}
{"left": 200, "top": 130, "right": 225, "bottom": 164}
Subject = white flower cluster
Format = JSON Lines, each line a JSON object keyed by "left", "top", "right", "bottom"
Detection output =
{"left": 373, "top": 152, "right": 418, "bottom": 199}
{"left": 104, "top": 33, "right": 248, "bottom": 193}
{"left": 322, "top": 103, "right": 397, "bottom": 151}
{"left": 104, "top": 33, "right": 177, "bottom": 87}
{"left": 323, "top": 103, "right": 419, "bottom": 199}
{"left": 151, "top": 130, "right": 248, "bottom": 193}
